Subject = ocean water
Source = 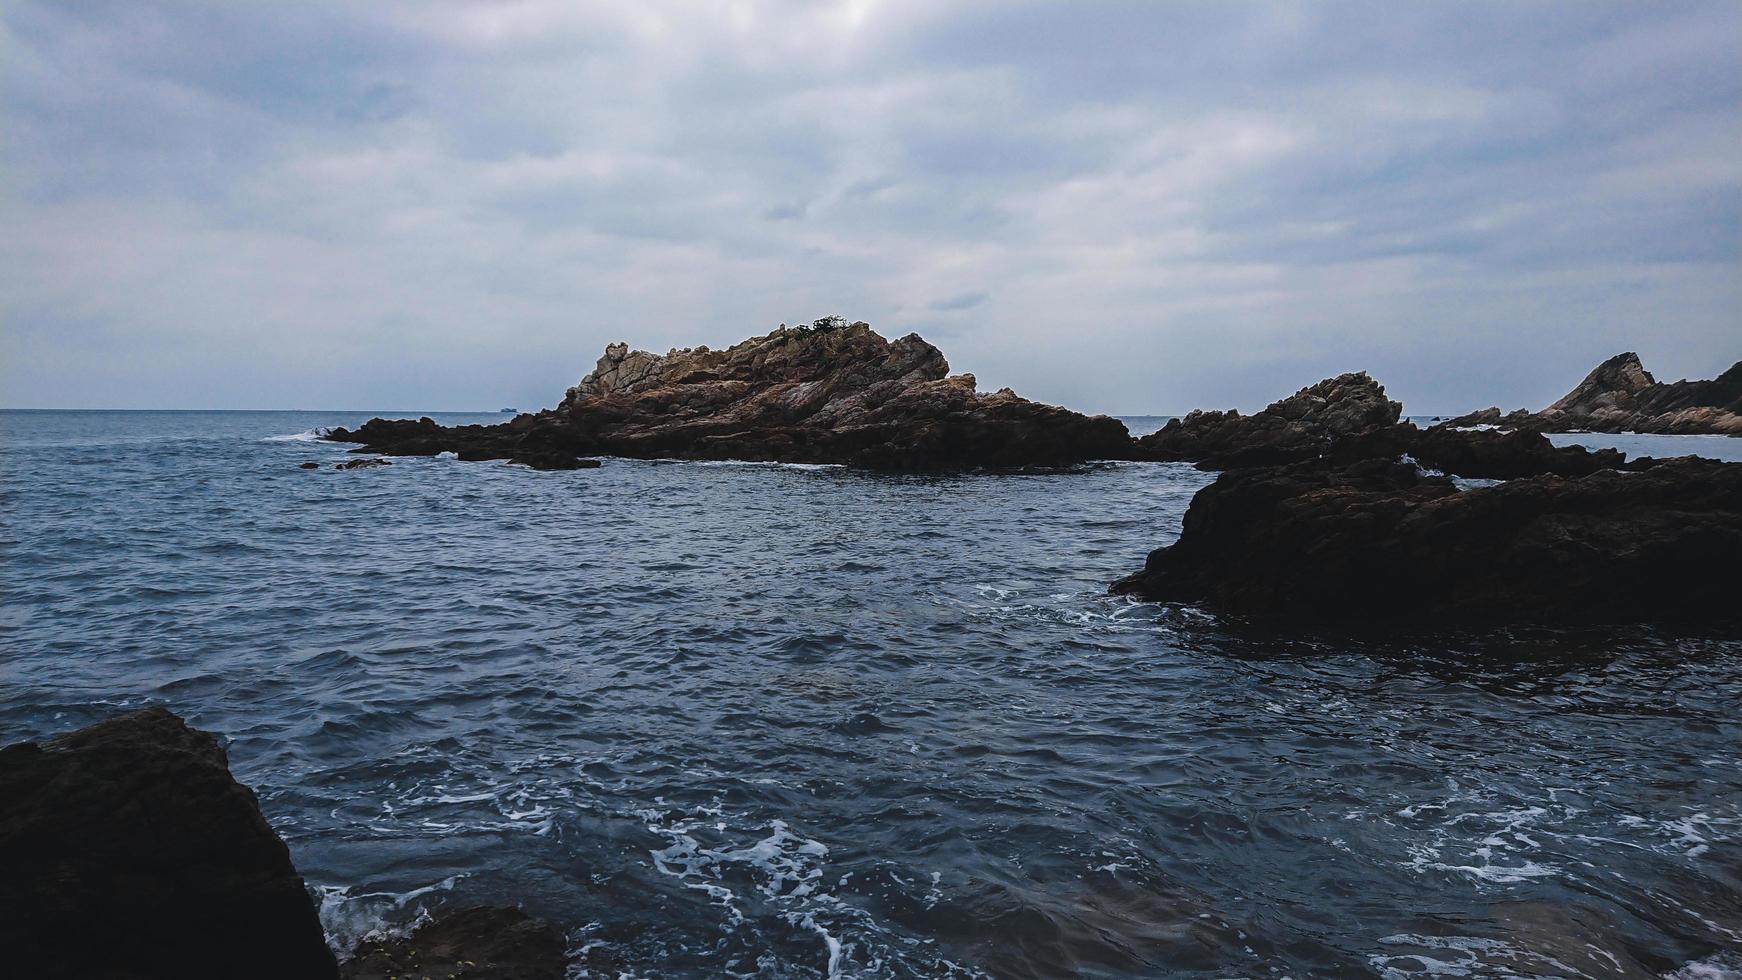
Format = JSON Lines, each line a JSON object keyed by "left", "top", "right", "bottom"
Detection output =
{"left": 2, "top": 409, "right": 1739, "bottom": 979}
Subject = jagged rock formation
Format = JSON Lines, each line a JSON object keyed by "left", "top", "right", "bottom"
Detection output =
{"left": 1439, "top": 353, "right": 1742, "bottom": 435}
{"left": 1137, "top": 367, "right": 1672, "bottom": 478}
{"left": 1137, "top": 372, "right": 1402, "bottom": 468}
{"left": 341, "top": 906, "right": 568, "bottom": 980}
{"left": 0, "top": 708, "right": 340, "bottom": 980}
{"left": 328, "top": 320, "right": 1134, "bottom": 470}
{"left": 1111, "top": 456, "right": 1742, "bottom": 624}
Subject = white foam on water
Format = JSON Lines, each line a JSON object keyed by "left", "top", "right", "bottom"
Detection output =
{"left": 1396, "top": 791, "right": 1568, "bottom": 885}
{"left": 789, "top": 909, "right": 845, "bottom": 979}
{"left": 637, "top": 803, "right": 896, "bottom": 976}
{"left": 617, "top": 456, "right": 845, "bottom": 471}
{"left": 316, "top": 872, "right": 466, "bottom": 952}
{"left": 263, "top": 427, "right": 336, "bottom": 442}
{"left": 1370, "top": 933, "right": 1582, "bottom": 978}
{"left": 1666, "top": 953, "right": 1742, "bottom": 979}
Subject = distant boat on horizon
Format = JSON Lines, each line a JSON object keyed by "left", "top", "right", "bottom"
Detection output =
{"left": 500, "top": 408, "right": 517, "bottom": 414}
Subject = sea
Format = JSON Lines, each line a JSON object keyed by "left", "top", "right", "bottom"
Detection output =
{"left": 2, "top": 409, "right": 1739, "bottom": 979}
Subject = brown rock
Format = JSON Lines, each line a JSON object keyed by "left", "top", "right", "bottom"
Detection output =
{"left": 1439, "top": 353, "right": 1742, "bottom": 436}
{"left": 329, "top": 319, "right": 1134, "bottom": 470}
{"left": 1137, "top": 372, "right": 1402, "bottom": 467}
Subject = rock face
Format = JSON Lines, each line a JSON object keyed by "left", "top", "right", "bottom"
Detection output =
{"left": 0, "top": 708, "right": 340, "bottom": 980}
{"left": 1137, "top": 372, "right": 1402, "bottom": 467}
{"left": 1111, "top": 456, "right": 1742, "bottom": 625}
{"left": 341, "top": 906, "right": 568, "bottom": 980}
{"left": 1440, "top": 353, "right": 1742, "bottom": 435}
{"left": 328, "top": 320, "right": 1134, "bottom": 470}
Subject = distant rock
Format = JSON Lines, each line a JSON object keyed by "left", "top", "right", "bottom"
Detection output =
{"left": 1137, "top": 368, "right": 1651, "bottom": 479}
{"left": 341, "top": 906, "right": 568, "bottom": 980}
{"left": 0, "top": 708, "right": 339, "bottom": 980}
{"left": 335, "top": 457, "right": 392, "bottom": 470}
{"left": 299, "top": 461, "right": 321, "bottom": 469}
{"left": 1439, "top": 353, "right": 1742, "bottom": 436}
{"left": 1111, "top": 456, "right": 1742, "bottom": 625}
{"left": 1431, "top": 406, "right": 1549, "bottom": 433}
{"left": 1137, "top": 372, "right": 1401, "bottom": 468}
{"left": 329, "top": 319, "right": 1134, "bottom": 470}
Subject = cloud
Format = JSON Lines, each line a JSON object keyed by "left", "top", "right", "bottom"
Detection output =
{"left": 2, "top": 0, "right": 1738, "bottom": 413}
{"left": 930, "top": 291, "right": 988, "bottom": 312}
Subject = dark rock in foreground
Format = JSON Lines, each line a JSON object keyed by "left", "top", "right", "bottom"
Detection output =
{"left": 0, "top": 708, "right": 339, "bottom": 980}
{"left": 1137, "top": 372, "right": 1401, "bottom": 468}
{"left": 341, "top": 906, "right": 568, "bottom": 980}
{"left": 1111, "top": 456, "right": 1742, "bottom": 625}
{"left": 328, "top": 319, "right": 1134, "bottom": 470}
{"left": 1440, "top": 352, "right": 1742, "bottom": 436}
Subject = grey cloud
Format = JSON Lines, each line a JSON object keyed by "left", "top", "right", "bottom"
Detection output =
{"left": 930, "top": 291, "right": 988, "bottom": 312}
{"left": 2, "top": 1, "right": 1738, "bottom": 414}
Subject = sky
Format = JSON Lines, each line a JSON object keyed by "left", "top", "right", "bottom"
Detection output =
{"left": 2, "top": 1, "right": 1738, "bottom": 415}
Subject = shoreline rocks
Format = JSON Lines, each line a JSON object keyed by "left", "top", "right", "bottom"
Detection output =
{"left": 1111, "top": 456, "right": 1742, "bottom": 625}
{"left": 1, "top": 708, "right": 576, "bottom": 979}
{"left": 342, "top": 906, "right": 568, "bottom": 980}
{"left": 0, "top": 708, "right": 341, "bottom": 979}
{"left": 1439, "top": 352, "right": 1742, "bottom": 436}
{"left": 328, "top": 319, "right": 1135, "bottom": 470}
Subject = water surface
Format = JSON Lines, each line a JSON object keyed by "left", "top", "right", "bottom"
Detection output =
{"left": 2, "top": 410, "right": 1738, "bottom": 978}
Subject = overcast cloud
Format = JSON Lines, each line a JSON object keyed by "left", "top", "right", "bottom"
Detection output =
{"left": 3, "top": 1, "right": 1738, "bottom": 414}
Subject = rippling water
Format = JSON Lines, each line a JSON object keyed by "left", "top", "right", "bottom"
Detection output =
{"left": 3, "top": 410, "right": 1739, "bottom": 978}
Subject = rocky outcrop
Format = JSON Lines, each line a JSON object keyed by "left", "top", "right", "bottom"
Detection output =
{"left": 1136, "top": 368, "right": 1654, "bottom": 479}
{"left": 1431, "top": 406, "right": 1549, "bottom": 433}
{"left": 328, "top": 319, "right": 1135, "bottom": 470}
{"left": 1336, "top": 424, "right": 1631, "bottom": 480}
{"left": 341, "top": 906, "right": 568, "bottom": 980}
{"left": 1111, "top": 456, "right": 1742, "bottom": 625}
{"left": 335, "top": 457, "right": 391, "bottom": 470}
{"left": 1439, "top": 353, "right": 1742, "bottom": 435}
{"left": 1137, "top": 372, "right": 1402, "bottom": 468}
{"left": 0, "top": 708, "right": 340, "bottom": 979}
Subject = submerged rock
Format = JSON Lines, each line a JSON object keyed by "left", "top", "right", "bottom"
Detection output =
{"left": 335, "top": 457, "right": 392, "bottom": 470}
{"left": 341, "top": 906, "right": 568, "bottom": 980}
{"left": 1440, "top": 352, "right": 1742, "bottom": 436}
{"left": 1137, "top": 372, "right": 1402, "bottom": 468}
{"left": 299, "top": 461, "right": 321, "bottom": 469}
{"left": 1111, "top": 456, "right": 1742, "bottom": 625}
{"left": 0, "top": 708, "right": 339, "bottom": 979}
{"left": 329, "top": 320, "right": 1134, "bottom": 470}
